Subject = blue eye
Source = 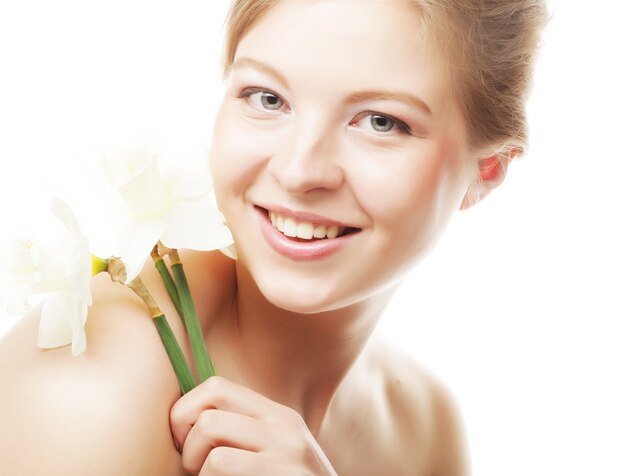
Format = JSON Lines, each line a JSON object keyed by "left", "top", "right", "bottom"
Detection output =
{"left": 257, "top": 92, "right": 284, "bottom": 110}
{"left": 239, "top": 88, "right": 286, "bottom": 111}
{"left": 351, "top": 112, "right": 411, "bottom": 135}
{"left": 370, "top": 115, "right": 395, "bottom": 132}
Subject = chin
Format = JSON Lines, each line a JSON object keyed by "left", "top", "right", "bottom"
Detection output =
{"left": 249, "top": 269, "right": 357, "bottom": 315}
{"left": 265, "top": 280, "right": 336, "bottom": 315}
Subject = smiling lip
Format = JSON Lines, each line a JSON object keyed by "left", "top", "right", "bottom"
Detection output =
{"left": 258, "top": 204, "right": 354, "bottom": 228}
{"left": 254, "top": 206, "right": 360, "bottom": 261}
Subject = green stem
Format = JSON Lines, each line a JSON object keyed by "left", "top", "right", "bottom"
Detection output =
{"left": 171, "top": 257, "right": 215, "bottom": 382}
{"left": 153, "top": 315, "right": 196, "bottom": 393}
{"left": 107, "top": 257, "right": 197, "bottom": 394}
{"left": 154, "top": 257, "right": 183, "bottom": 320}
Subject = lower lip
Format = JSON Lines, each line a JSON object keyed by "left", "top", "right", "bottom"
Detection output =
{"left": 255, "top": 208, "right": 358, "bottom": 261}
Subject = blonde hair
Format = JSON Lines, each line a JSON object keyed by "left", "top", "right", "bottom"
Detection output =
{"left": 222, "top": 0, "right": 548, "bottom": 155}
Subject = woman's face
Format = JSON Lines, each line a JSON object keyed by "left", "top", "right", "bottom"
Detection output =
{"left": 211, "top": 0, "right": 475, "bottom": 313}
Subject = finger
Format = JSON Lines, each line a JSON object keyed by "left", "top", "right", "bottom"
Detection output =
{"left": 200, "top": 447, "right": 304, "bottom": 476}
{"left": 181, "top": 409, "right": 267, "bottom": 474}
{"left": 171, "top": 376, "right": 295, "bottom": 448}
{"left": 198, "top": 446, "right": 259, "bottom": 476}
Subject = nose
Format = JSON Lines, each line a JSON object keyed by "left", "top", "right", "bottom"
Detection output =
{"left": 267, "top": 116, "right": 344, "bottom": 195}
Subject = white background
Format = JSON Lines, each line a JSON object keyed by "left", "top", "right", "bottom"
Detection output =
{"left": 1, "top": 1, "right": 624, "bottom": 474}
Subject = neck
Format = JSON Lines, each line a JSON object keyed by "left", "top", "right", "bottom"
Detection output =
{"left": 208, "top": 262, "right": 396, "bottom": 435}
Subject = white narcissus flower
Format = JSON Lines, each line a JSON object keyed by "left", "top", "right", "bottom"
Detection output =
{"left": 95, "top": 131, "right": 234, "bottom": 282}
{"left": 0, "top": 197, "right": 93, "bottom": 355}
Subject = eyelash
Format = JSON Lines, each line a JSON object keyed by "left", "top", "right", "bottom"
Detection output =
{"left": 238, "top": 87, "right": 288, "bottom": 112}
{"left": 351, "top": 112, "right": 412, "bottom": 136}
{"left": 237, "top": 87, "right": 412, "bottom": 135}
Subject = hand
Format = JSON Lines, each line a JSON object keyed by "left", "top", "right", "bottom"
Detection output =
{"left": 170, "top": 376, "right": 338, "bottom": 476}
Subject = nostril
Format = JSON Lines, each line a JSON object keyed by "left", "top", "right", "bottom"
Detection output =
{"left": 266, "top": 146, "right": 345, "bottom": 195}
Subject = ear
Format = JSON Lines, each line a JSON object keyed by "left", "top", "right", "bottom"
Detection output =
{"left": 459, "top": 148, "right": 519, "bottom": 210}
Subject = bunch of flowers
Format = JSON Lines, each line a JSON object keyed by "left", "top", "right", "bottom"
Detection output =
{"left": 0, "top": 131, "right": 234, "bottom": 393}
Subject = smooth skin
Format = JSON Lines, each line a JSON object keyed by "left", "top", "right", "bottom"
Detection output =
{"left": 0, "top": 251, "right": 466, "bottom": 475}
{"left": 0, "top": 0, "right": 509, "bottom": 474}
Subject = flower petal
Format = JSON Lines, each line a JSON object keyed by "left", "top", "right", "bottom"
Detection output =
{"left": 67, "top": 242, "right": 93, "bottom": 306}
{"left": 160, "top": 201, "right": 233, "bottom": 251}
{"left": 50, "top": 196, "right": 81, "bottom": 237}
{"left": 118, "top": 162, "right": 170, "bottom": 219}
{"left": 97, "top": 129, "right": 162, "bottom": 188}
{"left": 0, "top": 285, "right": 33, "bottom": 315}
{"left": 81, "top": 195, "right": 128, "bottom": 259}
{"left": 38, "top": 291, "right": 75, "bottom": 350}
{"left": 158, "top": 142, "right": 213, "bottom": 200}
{"left": 71, "top": 299, "right": 88, "bottom": 356}
{"left": 219, "top": 244, "right": 238, "bottom": 260}
{"left": 34, "top": 244, "right": 69, "bottom": 293}
{"left": 0, "top": 234, "right": 39, "bottom": 314}
{"left": 118, "top": 219, "right": 166, "bottom": 282}
{"left": 39, "top": 291, "right": 89, "bottom": 356}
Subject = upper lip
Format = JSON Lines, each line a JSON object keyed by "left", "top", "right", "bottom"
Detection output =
{"left": 255, "top": 203, "right": 361, "bottom": 229}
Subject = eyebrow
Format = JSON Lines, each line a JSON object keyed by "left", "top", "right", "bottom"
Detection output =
{"left": 228, "top": 57, "right": 432, "bottom": 116}
{"left": 227, "top": 57, "right": 290, "bottom": 89}
{"left": 345, "top": 90, "right": 432, "bottom": 116}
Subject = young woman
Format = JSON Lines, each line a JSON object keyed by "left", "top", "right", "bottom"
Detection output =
{"left": 0, "top": 0, "right": 547, "bottom": 474}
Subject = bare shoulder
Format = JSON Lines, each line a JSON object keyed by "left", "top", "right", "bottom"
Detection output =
{"left": 0, "top": 250, "right": 235, "bottom": 475}
{"left": 323, "top": 334, "right": 469, "bottom": 475}
{"left": 366, "top": 334, "right": 470, "bottom": 475}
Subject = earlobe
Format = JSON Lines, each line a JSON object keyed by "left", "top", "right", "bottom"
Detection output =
{"left": 459, "top": 148, "right": 519, "bottom": 210}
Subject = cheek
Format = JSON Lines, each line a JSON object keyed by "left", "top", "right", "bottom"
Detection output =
{"left": 354, "top": 139, "right": 469, "bottom": 254}
{"left": 210, "top": 103, "right": 268, "bottom": 202}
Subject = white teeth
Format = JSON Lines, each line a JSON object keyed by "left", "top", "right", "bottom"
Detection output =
{"left": 268, "top": 211, "right": 347, "bottom": 240}
{"left": 296, "top": 222, "right": 314, "bottom": 239}
{"left": 326, "top": 225, "right": 339, "bottom": 239}
{"left": 283, "top": 217, "right": 297, "bottom": 237}
{"left": 313, "top": 225, "right": 327, "bottom": 239}
{"left": 276, "top": 215, "right": 285, "bottom": 232}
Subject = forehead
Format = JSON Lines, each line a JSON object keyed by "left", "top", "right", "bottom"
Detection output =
{"left": 233, "top": 0, "right": 454, "bottom": 116}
